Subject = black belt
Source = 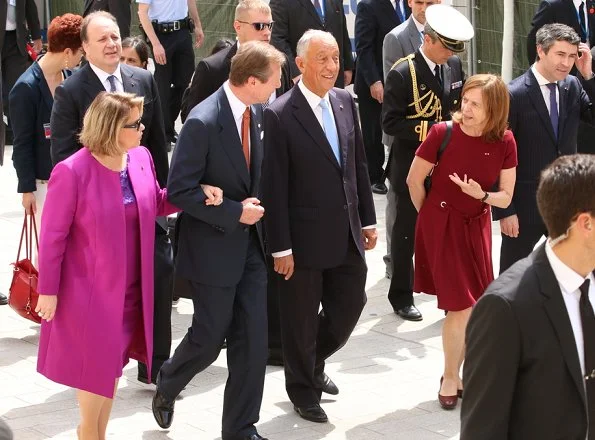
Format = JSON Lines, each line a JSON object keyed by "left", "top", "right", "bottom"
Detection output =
{"left": 152, "top": 18, "right": 190, "bottom": 34}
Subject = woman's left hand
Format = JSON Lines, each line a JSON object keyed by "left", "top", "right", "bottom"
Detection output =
{"left": 449, "top": 173, "right": 484, "bottom": 200}
{"left": 200, "top": 184, "right": 223, "bottom": 206}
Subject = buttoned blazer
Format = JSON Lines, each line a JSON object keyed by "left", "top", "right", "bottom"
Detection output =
{"left": 50, "top": 62, "right": 169, "bottom": 187}
{"left": 168, "top": 86, "right": 266, "bottom": 287}
{"left": 353, "top": 0, "right": 403, "bottom": 97}
{"left": 261, "top": 85, "right": 376, "bottom": 269}
{"left": 0, "top": 0, "right": 41, "bottom": 56}
{"left": 270, "top": 0, "right": 354, "bottom": 87}
{"left": 492, "top": 69, "right": 595, "bottom": 225}
{"left": 461, "top": 244, "right": 588, "bottom": 440}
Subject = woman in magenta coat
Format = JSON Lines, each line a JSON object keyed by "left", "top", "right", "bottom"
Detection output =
{"left": 34, "top": 92, "right": 222, "bottom": 439}
{"left": 406, "top": 75, "right": 517, "bottom": 410}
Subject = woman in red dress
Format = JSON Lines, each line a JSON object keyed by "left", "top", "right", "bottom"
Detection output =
{"left": 407, "top": 74, "right": 517, "bottom": 410}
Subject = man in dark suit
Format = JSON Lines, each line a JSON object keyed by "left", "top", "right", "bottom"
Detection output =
{"left": 83, "top": 0, "right": 132, "bottom": 38}
{"left": 495, "top": 24, "right": 595, "bottom": 273}
{"left": 270, "top": 0, "right": 354, "bottom": 88}
{"left": 382, "top": 0, "right": 437, "bottom": 279}
{"left": 382, "top": 4, "right": 471, "bottom": 321}
{"left": 461, "top": 154, "right": 595, "bottom": 440}
{"left": 151, "top": 42, "right": 284, "bottom": 440}
{"left": 180, "top": 0, "right": 293, "bottom": 121}
{"left": 0, "top": 0, "right": 41, "bottom": 144}
{"left": 262, "top": 30, "right": 377, "bottom": 423}
{"left": 50, "top": 11, "right": 172, "bottom": 385}
{"left": 354, "top": 0, "right": 407, "bottom": 195}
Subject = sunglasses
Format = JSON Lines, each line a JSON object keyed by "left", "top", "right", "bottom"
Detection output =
{"left": 237, "top": 20, "right": 274, "bottom": 31}
{"left": 123, "top": 118, "right": 142, "bottom": 131}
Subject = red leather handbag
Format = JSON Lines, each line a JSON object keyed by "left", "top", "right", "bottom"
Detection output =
{"left": 8, "top": 213, "right": 41, "bottom": 324}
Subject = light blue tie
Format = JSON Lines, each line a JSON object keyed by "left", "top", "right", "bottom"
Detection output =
{"left": 319, "top": 99, "right": 340, "bottom": 164}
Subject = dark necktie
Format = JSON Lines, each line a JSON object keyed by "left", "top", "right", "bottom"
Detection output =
{"left": 241, "top": 107, "right": 251, "bottom": 169}
{"left": 314, "top": 0, "right": 324, "bottom": 23}
{"left": 579, "top": 279, "right": 595, "bottom": 439}
{"left": 107, "top": 75, "right": 117, "bottom": 93}
{"left": 434, "top": 65, "right": 442, "bottom": 88}
{"left": 579, "top": 1, "right": 588, "bottom": 43}
{"left": 546, "top": 83, "right": 559, "bottom": 139}
{"left": 395, "top": 0, "right": 406, "bottom": 23}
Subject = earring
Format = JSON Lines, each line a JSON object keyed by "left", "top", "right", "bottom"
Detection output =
{"left": 64, "top": 57, "right": 69, "bottom": 70}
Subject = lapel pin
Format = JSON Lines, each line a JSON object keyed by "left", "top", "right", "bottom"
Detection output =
{"left": 420, "top": 84, "right": 427, "bottom": 90}
{"left": 339, "top": 104, "right": 343, "bottom": 110}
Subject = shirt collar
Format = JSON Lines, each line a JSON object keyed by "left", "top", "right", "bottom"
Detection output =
{"left": 412, "top": 16, "right": 425, "bottom": 33}
{"left": 89, "top": 62, "right": 123, "bottom": 88}
{"left": 223, "top": 80, "right": 249, "bottom": 123}
{"left": 419, "top": 46, "right": 437, "bottom": 73}
{"left": 531, "top": 64, "right": 555, "bottom": 87}
{"left": 545, "top": 240, "right": 590, "bottom": 295}
{"left": 574, "top": 0, "right": 584, "bottom": 10}
{"left": 297, "top": 80, "right": 330, "bottom": 111}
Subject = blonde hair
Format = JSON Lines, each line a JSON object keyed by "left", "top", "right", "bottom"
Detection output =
{"left": 79, "top": 92, "right": 144, "bottom": 156}
{"left": 235, "top": 0, "right": 271, "bottom": 20}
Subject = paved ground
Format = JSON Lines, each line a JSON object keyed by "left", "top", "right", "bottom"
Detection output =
{"left": 0, "top": 144, "right": 505, "bottom": 439}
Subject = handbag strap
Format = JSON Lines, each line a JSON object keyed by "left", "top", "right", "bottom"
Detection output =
{"left": 15, "top": 214, "right": 28, "bottom": 263}
{"left": 436, "top": 120, "right": 453, "bottom": 162}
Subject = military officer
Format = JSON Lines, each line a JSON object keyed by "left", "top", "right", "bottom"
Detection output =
{"left": 382, "top": 4, "right": 473, "bottom": 321}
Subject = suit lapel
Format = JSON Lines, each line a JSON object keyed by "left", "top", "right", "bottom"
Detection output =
{"left": 414, "top": 52, "right": 442, "bottom": 98}
{"left": 32, "top": 62, "right": 54, "bottom": 112}
{"left": 298, "top": 0, "right": 323, "bottom": 25}
{"left": 558, "top": 78, "right": 570, "bottom": 138}
{"left": 329, "top": 90, "right": 347, "bottom": 172}
{"left": 120, "top": 64, "right": 138, "bottom": 94}
{"left": 525, "top": 70, "right": 557, "bottom": 144}
{"left": 407, "top": 19, "right": 422, "bottom": 51}
{"left": 442, "top": 63, "right": 452, "bottom": 107}
{"left": 217, "top": 89, "right": 251, "bottom": 190}
{"left": 249, "top": 104, "right": 263, "bottom": 195}
{"left": 534, "top": 245, "right": 588, "bottom": 413}
{"left": 292, "top": 87, "right": 341, "bottom": 172}
{"left": 81, "top": 63, "right": 108, "bottom": 102}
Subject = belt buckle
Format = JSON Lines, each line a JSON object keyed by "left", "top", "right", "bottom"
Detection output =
{"left": 173, "top": 20, "right": 180, "bottom": 31}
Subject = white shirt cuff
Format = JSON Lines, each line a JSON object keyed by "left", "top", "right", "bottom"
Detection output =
{"left": 272, "top": 249, "right": 292, "bottom": 257}
{"left": 362, "top": 225, "right": 376, "bottom": 229}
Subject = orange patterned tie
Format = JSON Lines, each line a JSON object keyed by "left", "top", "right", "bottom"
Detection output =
{"left": 242, "top": 107, "right": 250, "bottom": 168}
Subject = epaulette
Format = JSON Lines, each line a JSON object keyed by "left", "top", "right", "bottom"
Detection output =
{"left": 390, "top": 53, "right": 415, "bottom": 71}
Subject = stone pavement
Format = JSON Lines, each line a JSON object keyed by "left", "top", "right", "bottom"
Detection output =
{"left": 0, "top": 144, "right": 505, "bottom": 439}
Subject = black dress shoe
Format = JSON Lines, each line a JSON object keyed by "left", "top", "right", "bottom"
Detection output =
{"left": 0, "top": 293, "right": 7, "bottom": 306}
{"left": 294, "top": 404, "right": 328, "bottom": 423}
{"left": 243, "top": 434, "right": 268, "bottom": 440}
{"left": 318, "top": 373, "right": 339, "bottom": 395}
{"left": 395, "top": 305, "right": 423, "bottom": 321}
{"left": 371, "top": 182, "right": 388, "bottom": 195}
{"left": 152, "top": 390, "right": 175, "bottom": 429}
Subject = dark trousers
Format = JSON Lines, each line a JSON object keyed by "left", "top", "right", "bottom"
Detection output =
{"left": 157, "top": 233, "right": 267, "bottom": 440}
{"left": 499, "top": 219, "right": 547, "bottom": 274}
{"left": 359, "top": 92, "right": 385, "bottom": 184}
{"left": 138, "top": 222, "right": 174, "bottom": 381}
{"left": 279, "top": 239, "right": 367, "bottom": 406}
{"left": 266, "top": 255, "right": 283, "bottom": 356}
{"left": 387, "top": 189, "right": 417, "bottom": 310}
{"left": 2, "top": 31, "right": 30, "bottom": 140}
{"left": 152, "top": 30, "right": 195, "bottom": 139}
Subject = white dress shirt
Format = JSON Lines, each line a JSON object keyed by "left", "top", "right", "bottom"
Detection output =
{"left": 89, "top": 63, "right": 124, "bottom": 93}
{"left": 311, "top": 0, "right": 325, "bottom": 19}
{"left": 531, "top": 64, "right": 560, "bottom": 115}
{"left": 223, "top": 80, "right": 251, "bottom": 153}
{"left": 419, "top": 46, "right": 437, "bottom": 75}
{"left": 574, "top": 0, "right": 590, "bottom": 41}
{"left": 5, "top": 0, "right": 16, "bottom": 31}
{"left": 545, "top": 240, "right": 595, "bottom": 379}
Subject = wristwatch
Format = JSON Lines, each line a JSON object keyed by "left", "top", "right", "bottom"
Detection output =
{"left": 480, "top": 192, "right": 489, "bottom": 202}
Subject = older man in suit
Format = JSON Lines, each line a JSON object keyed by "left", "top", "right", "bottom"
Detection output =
{"left": 50, "top": 11, "right": 172, "bottom": 386}
{"left": 1, "top": 0, "right": 41, "bottom": 144}
{"left": 381, "top": 0, "right": 438, "bottom": 278}
{"left": 270, "top": 0, "right": 354, "bottom": 87}
{"left": 354, "top": 0, "right": 407, "bottom": 195}
{"left": 152, "top": 42, "right": 284, "bottom": 440}
{"left": 262, "top": 30, "right": 377, "bottom": 423}
{"left": 462, "top": 154, "right": 595, "bottom": 439}
{"left": 83, "top": 0, "right": 132, "bottom": 38}
{"left": 495, "top": 23, "right": 595, "bottom": 273}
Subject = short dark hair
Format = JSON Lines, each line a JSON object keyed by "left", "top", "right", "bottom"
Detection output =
{"left": 47, "top": 13, "right": 83, "bottom": 53}
{"left": 535, "top": 23, "right": 580, "bottom": 61}
{"left": 122, "top": 36, "right": 151, "bottom": 67}
{"left": 81, "top": 11, "right": 118, "bottom": 43}
{"left": 537, "top": 154, "right": 595, "bottom": 238}
{"left": 229, "top": 40, "right": 285, "bottom": 86}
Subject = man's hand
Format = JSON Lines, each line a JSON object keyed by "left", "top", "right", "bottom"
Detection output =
{"left": 35, "top": 295, "right": 57, "bottom": 322}
{"left": 22, "top": 193, "right": 36, "bottom": 215}
{"left": 194, "top": 26, "right": 204, "bottom": 48}
{"left": 344, "top": 70, "right": 353, "bottom": 86}
{"left": 200, "top": 184, "right": 223, "bottom": 206}
{"left": 576, "top": 42, "right": 593, "bottom": 79}
{"left": 153, "top": 43, "right": 166, "bottom": 65}
{"left": 500, "top": 215, "right": 519, "bottom": 238}
{"left": 370, "top": 81, "right": 383, "bottom": 104}
{"left": 239, "top": 197, "right": 264, "bottom": 225}
{"left": 274, "top": 254, "right": 294, "bottom": 280}
{"left": 363, "top": 228, "right": 378, "bottom": 250}
{"left": 32, "top": 38, "right": 42, "bottom": 54}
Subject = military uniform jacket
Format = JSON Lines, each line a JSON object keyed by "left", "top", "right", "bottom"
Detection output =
{"left": 382, "top": 49, "right": 464, "bottom": 190}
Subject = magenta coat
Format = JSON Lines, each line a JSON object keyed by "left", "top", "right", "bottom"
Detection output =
{"left": 37, "top": 146, "right": 178, "bottom": 398}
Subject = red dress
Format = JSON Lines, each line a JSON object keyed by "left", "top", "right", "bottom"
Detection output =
{"left": 414, "top": 122, "right": 517, "bottom": 311}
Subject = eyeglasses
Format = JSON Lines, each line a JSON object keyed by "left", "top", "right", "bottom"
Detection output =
{"left": 237, "top": 20, "right": 274, "bottom": 31}
{"left": 123, "top": 118, "right": 142, "bottom": 131}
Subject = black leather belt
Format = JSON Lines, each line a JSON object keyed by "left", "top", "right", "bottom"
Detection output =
{"left": 152, "top": 17, "right": 190, "bottom": 34}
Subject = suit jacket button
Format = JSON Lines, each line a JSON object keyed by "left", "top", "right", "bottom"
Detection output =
{"left": 343, "top": 204, "right": 348, "bottom": 210}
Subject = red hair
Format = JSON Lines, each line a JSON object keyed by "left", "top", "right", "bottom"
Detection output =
{"left": 47, "top": 14, "right": 83, "bottom": 53}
